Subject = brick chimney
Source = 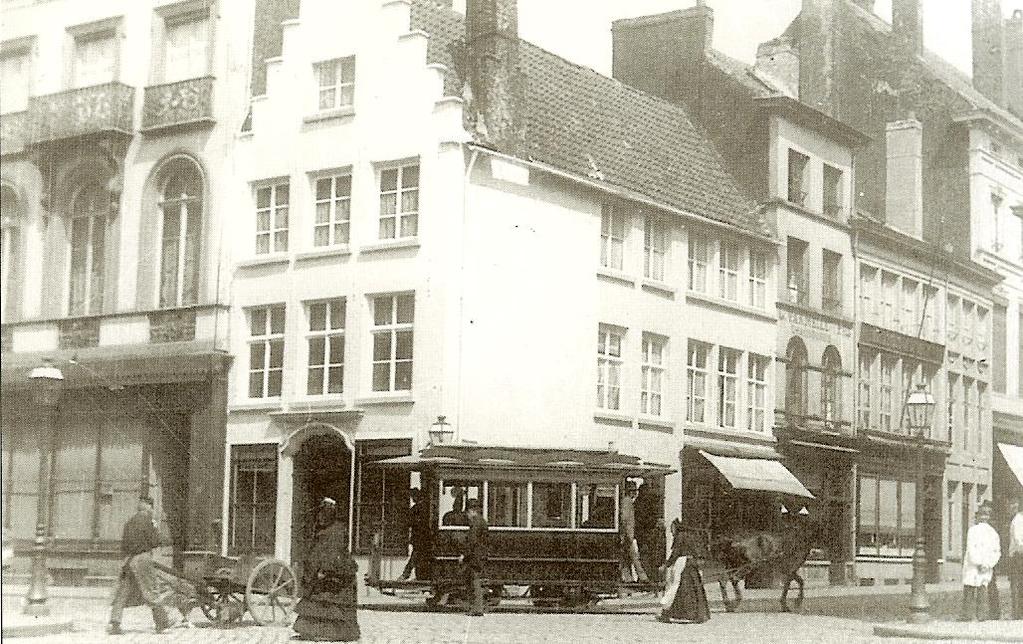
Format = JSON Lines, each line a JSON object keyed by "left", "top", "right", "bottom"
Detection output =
{"left": 756, "top": 37, "right": 799, "bottom": 97}
{"left": 972, "top": 0, "right": 1006, "bottom": 105}
{"left": 611, "top": 2, "right": 714, "bottom": 101}
{"left": 1006, "top": 10, "right": 1022, "bottom": 118}
{"left": 891, "top": 0, "right": 923, "bottom": 59}
{"left": 798, "top": 0, "right": 836, "bottom": 116}
{"left": 465, "top": 0, "right": 525, "bottom": 156}
{"left": 885, "top": 118, "right": 923, "bottom": 238}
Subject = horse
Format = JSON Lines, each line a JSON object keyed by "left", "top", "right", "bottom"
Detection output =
{"left": 684, "top": 521, "right": 817, "bottom": 613}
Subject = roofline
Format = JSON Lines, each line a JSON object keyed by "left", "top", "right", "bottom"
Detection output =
{"left": 952, "top": 109, "right": 1023, "bottom": 143}
{"left": 467, "top": 143, "right": 778, "bottom": 246}
{"left": 754, "top": 95, "right": 872, "bottom": 148}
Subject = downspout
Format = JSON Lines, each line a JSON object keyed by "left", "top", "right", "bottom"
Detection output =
{"left": 455, "top": 148, "right": 481, "bottom": 445}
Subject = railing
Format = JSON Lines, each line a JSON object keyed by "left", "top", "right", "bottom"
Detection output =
{"left": 142, "top": 76, "right": 215, "bottom": 133}
{"left": 0, "top": 111, "right": 28, "bottom": 155}
{"left": 27, "top": 82, "right": 135, "bottom": 145}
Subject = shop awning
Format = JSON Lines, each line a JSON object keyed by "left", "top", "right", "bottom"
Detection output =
{"left": 997, "top": 443, "right": 1023, "bottom": 486}
{"left": 699, "top": 450, "right": 815, "bottom": 499}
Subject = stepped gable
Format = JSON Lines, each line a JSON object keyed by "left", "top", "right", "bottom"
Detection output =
{"left": 411, "top": 1, "right": 765, "bottom": 236}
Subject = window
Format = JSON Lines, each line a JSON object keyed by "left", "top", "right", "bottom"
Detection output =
{"left": 356, "top": 441, "right": 411, "bottom": 552}
{"left": 597, "top": 326, "right": 624, "bottom": 411}
{"left": 0, "top": 50, "right": 29, "bottom": 113}
{"left": 902, "top": 279, "right": 918, "bottom": 336}
{"left": 786, "top": 237, "right": 808, "bottom": 305}
{"left": 785, "top": 338, "right": 808, "bottom": 422}
{"left": 947, "top": 373, "right": 958, "bottom": 444}
{"left": 787, "top": 149, "right": 810, "bottom": 206}
{"left": 922, "top": 285, "right": 938, "bottom": 340}
{"left": 576, "top": 482, "right": 616, "bottom": 529}
{"left": 158, "top": 158, "right": 202, "bottom": 308}
{"left": 882, "top": 273, "right": 899, "bottom": 329}
{"left": 306, "top": 299, "right": 345, "bottom": 395}
{"left": 718, "top": 240, "right": 739, "bottom": 301}
{"left": 640, "top": 334, "right": 665, "bottom": 416}
{"left": 717, "top": 348, "right": 740, "bottom": 428}
{"left": 859, "top": 265, "right": 878, "bottom": 323}
{"left": 977, "top": 383, "right": 987, "bottom": 455}
{"left": 963, "top": 302, "right": 975, "bottom": 347}
{"left": 72, "top": 31, "right": 115, "bottom": 88}
{"left": 255, "top": 182, "right": 289, "bottom": 254}
{"left": 748, "top": 250, "right": 767, "bottom": 309}
{"left": 315, "top": 56, "right": 355, "bottom": 111}
{"left": 823, "top": 164, "right": 843, "bottom": 217}
{"left": 821, "top": 347, "right": 842, "bottom": 424}
{"left": 858, "top": 351, "right": 873, "bottom": 429}
{"left": 991, "top": 193, "right": 1004, "bottom": 250}
{"left": 2, "top": 185, "right": 23, "bottom": 322}
{"left": 994, "top": 304, "right": 1007, "bottom": 393}
{"left": 163, "top": 12, "right": 209, "bottom": 82}
{"left": 822, "top": 250, "right": 842, "bottom": 312}
{"left": 976, "top": 307, "right": 988, "bottom": 352}
{"left": 68, "top": 183, "right": 109, "bottom": 316}
{"left": 963, "top": 378, "right": 973, "bottom": 452}
{"left": 313, "top": 174, "right": 351, "bottom": 247}
{"left": 438, "top": 480, "right": 483, "bottom": 528}
{"left": 371, "top": 293, "right": 414, "bottom": 392}
{"left": 857, "top": 474, "right": 916, "bottom": 557}
{"left": 947, "top": 295, "right": 960, "bottom": 341}
{"left": 487, "top": 481, "right": 529, "bottom": 527}
{"left": 600, "top": 203, "right": 625, "bottom": 270}
{"left": 746, "top": 354, "right": 769, "bottom": 433}
{"left": 379, "top": 164, "right": 419, "bottom": 240}
{"left": 900, "top": 359, "right": 917, "bottom": 433}
{"left": 686, "top": 341, "right": 709, "bottom": 423}
{"left": 644, "top": 215, "right": 666, "bottom": 281}
{"left": 531, "top": 482, "right": 571, "bottom": 528}
{"left": 879, "top": 356, "right": 894, "bottom": 432}
{"left": 228, "top": 444, "right": 277, "bottom": 555}
{"left": 248, "top": 305, "right": 285, "bottom": 398}
{"left": 687, "top": 232, "right": 708, "bottom": 293}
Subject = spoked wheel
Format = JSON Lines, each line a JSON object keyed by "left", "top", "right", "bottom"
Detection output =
{"left": 203, "top": 584, "right": 245, "bottom": 625}
{"left": 246, "top": 558, "right": 298, "bottom": 626}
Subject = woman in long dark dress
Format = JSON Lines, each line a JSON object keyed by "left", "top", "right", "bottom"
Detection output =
{"left": 657, "top": 518, "right": 710, "bottom": 624}
{"left": 293, "top": 498, "right": 361, "bottom": 641}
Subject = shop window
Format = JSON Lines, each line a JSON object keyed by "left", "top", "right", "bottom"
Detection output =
{"left": 531, "top": 482, "right": 571, "bottom": 528}
{"left": 355, "top": 441, "right": 411, "bottom": 553}
{"left": 785, "top": 337, "right": 808, "bottom": 423}
{"left": 487, "top": 481, "right": 528, "bottom": 528}
{"left": 821, "top": 346, "right": 842, "bottom": 424}
{"left": 857, "top": 473, "right": 916, "bottom": 557}
{"left": 228, "top": 444, "right": 277, "bottom": 555}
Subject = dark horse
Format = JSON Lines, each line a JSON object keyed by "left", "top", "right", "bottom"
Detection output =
{"left": 687, "top": 522, "right": 817, "bottom": 613}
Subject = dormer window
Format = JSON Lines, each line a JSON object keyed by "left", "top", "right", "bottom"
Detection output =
{"left": 315, "top": 56, "right": 355, "bottom": 112}
{"left": 787, "top": 150, "right": 809, "bottom": 206}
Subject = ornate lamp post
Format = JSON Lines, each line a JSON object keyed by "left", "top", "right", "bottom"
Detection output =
{"left": 428, "top": 415, "right": 454, "bottom": 446}
{"left": 24, "top": 360, "right": 63, "bottom": 616}
{"left": 906, "top": 383, "right": 936, "bottom": 624}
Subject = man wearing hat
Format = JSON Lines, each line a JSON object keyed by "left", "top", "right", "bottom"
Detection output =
{"left": 619, "top": 480, "right": 649, "bottom": 584}
{"left": 461, "top": 498, "right": 488, "bottom": 616}
{"left": 960, "top": 501, "right": 1002, "bottom": 621}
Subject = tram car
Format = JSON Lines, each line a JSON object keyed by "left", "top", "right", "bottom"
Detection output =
{"left": 366, "top": 444, "right": 674, "bottom": 607}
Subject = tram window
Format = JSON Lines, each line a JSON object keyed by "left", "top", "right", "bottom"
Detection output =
{"left": 576, "top": 483, "right": 616, "bottom": 530}
{"left": 487, "top": 481, "right": 529, "bottom": 528}
{"left": 438, "top": 480, "right": 481, "bottom": 527}
{"left": 532, "top": 482, "right": 571, "bottom": 528}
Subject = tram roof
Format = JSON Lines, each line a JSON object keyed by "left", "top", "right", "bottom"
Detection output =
{"left": 373, "top": 444, "right": 675, "bottom": 476}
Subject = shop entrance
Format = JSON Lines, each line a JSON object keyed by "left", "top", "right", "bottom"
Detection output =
{"left": 290, "top": 432, "right": 353, "bottom": 581}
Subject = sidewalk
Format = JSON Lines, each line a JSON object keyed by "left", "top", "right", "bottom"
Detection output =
{"left": 874, "top": 620, "right": 1023, "bottom": 642}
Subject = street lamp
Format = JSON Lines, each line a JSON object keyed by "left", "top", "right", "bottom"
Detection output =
{"left": 906, "top": 383, "right": 936, "bottom": 624}
{"left": 428, "top": 415, "right": 454, "bottom": 446}
{"left": 24, "top": 360, "right": 63, "bottom": 616}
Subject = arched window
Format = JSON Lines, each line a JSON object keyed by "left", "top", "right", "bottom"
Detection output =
{"left": 68, "top": 182, "right": 110, "bottom": 316}
{"left": 158, "top": 158, "right": 202, "bottom": 307}
{"left": 821, "top": 346, "right": 842, "bottom": 424}
{"left": 1, "top": 184, "right": 23, "bottom": 322}
{"left": 785, "top": 337, "right": 809, "bottom": 424}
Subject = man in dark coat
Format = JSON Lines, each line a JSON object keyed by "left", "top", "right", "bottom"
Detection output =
{"left": 462, "top": 499, "right": 488, "bottom": 616}
{"left": 399, "top": 488, "right": 432, "bottom": 581}
{"left": 108, "top": 496, "right": 175, "bottom": 635}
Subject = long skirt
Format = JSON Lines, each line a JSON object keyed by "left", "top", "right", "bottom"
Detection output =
{"left": 660, "top": 556, "right": 710, "bottom": 623}
{"left": 294, "top": 581, "right": 360, "bottom": 641}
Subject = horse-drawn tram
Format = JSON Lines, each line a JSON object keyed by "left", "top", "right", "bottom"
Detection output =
{"left": 365, "top": 444, "right": 674, "bottom": 609}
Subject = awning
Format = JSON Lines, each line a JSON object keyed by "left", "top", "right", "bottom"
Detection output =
{"left": 997, "top": 443, "right": 1023, "bottom": 487}
{"left": 699, "top": 450, "right": 815, "bottom": 499}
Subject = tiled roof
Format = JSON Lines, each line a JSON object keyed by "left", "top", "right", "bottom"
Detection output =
{"left": 411, "top": 1, "right": 765, "bottom": 235}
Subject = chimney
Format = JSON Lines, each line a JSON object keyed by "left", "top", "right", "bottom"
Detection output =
{"left": 1006, "top": 10, "right": 1022, "bottom": 117}
{"left": 611, "top": 3, "right": 714, "bottom": 100}
{"left": 885, "top": 118, "right": 923, "bottom": 238}
{"left": 465, "top": 0, "right": 525, "bottom": 156}
{"left": 756, "top": 36, "right": 799, "bottom": 97}
{"left": 972, "top": 0, "right": 1006, "bottom": 105}
{"left": 798, "top": 0, "right": 836, "bottom": 116}
{"left": 249, "top": 0, "right": 301, "bottom": 96}
{"left": 891, "top": 0, "right": 924, "bottom": 59}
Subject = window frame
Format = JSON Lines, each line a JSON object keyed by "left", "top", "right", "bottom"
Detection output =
{"left": 787, "top": 149, "right": 810, "bottom": 206}
{"left": 686, "top": 341, "right": 710, "bottom": 424}
{"left": 314, "top": 56, "right": 356, "bottom": 112}
{"left": 227, "top": 443, "right": 277, "bottom": 556}
{"left": 748, "top": 249, "right": 767, "bottom": 309}
{"left": 370, "top": 292, "right": 415, "bottom": 393}
{"left": 68, "top": 21, "right": 120, "bottom": 90}
{"left": 879, "top": 356, "right": 894, "bottom": 432}
{"left": 786, "top": 237, "right": 808, "bottom": 306}
{"left": 377, "top": 162, "right": 419, "bottom": 241}
{"left": 600, "top": 203, "right": 625, "bottom": 271}
{"left": 718, "top": 239, "right": 739, "bottom": 301}
{"left": 644, "top": 215, "right": 666, "bottom": 281}
{"left": 67, "top": 182, "right": 109, "bottom": 316}
{"left": 597, "top": 325, "right": 624, "bottom": 411}
{"left": 687, "top": 232, "right": 708, "bottom": 293}
{"left": 717, "top": 347, "right": 740, "bottom": 428}
{"left": 640, "top": 333, "right": 666, "bottom": 417}
{"left": 312, "top": 172, "right": 352, "bottom": 248}
{"left": 305, "top": 298, "right": 346, "bottom": 396}
{"left": 822, "top": 250, "right": 842, "bottom": 313}
{"left": 822, "top": 163, "right": 844, "bottom": 217}
{"left": 254, "top": 181, "right": 290, "bottom": 255}
{"left": 247, "top": 304, "right": 286, "bottom": 399}
{"left": 157, "top": 158, "right": 203, "bottom": 308}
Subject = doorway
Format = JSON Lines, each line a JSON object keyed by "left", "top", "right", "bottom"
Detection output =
{"left": 290, "top": 433, "right": 352, "bottom": 579}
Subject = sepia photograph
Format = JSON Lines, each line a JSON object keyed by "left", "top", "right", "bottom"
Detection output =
{"left": 0, "top": 0, "right": 1022, "bottom": 641}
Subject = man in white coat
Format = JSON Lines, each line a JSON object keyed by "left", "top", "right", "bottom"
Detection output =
{"left": 1009, "top": 497, "right": 1022, "bottom": 620}
{"left": 959, "top": 502, "right": 1001, "bottom": 621}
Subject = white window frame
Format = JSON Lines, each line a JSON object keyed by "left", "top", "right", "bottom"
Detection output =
{"left": 157, "top": 160, "right": 202, "bottom": 308}
{"left": 370, "top": 292, "right": 414, "bottom": 392}
{"left": 315, "top": 56, "right": 355, "bottom": 112}
{"left": 902, "top": 278, "right": 919, "bottom": 336}
{"left": 748, "top": 249, "right": 767, "bottom": 309}
{"left": 162, "top": 10, "right": 210, "bottom": 83}
{"left": 70, "top": 28, "right": 117, "bottom": 89}
{"left": 597, "top": 325, "right": 624, "bottom": 411}
{"left": 67, "top": 183, "right": 108, "bottom": 316}
{"left": 254, "top": 181, "right": 289, "bottom": 255}
{"left": 644, "top": 215, "right": 666, "bottom": 281}
{"left": 879, "top": 356, "right": 894, "bottom": 432}
{"left": 305, "top": 298, "right": 345, "bottom": 396}
{"left": 882, "top": 272, "right": 899, "bottom": 330}
{"left": 247, "top": 304, "right": 285, "bottom": 399}
{"left": 858, "top": 351, "right": 873, "bottom": 430}
{"left": 378, "top": 163, "right": 419, "bottom": 241}
{"left": 688, "top": 232, "right": 708, "bottom": 293}
{"left": 717, "top": 347, "right": 740, "bottom": 428}
{"left": 718, "top": 240, "right": 739, "bottom": 301}
{"left": 746, "top": 353, "right": 768, "bottom": 433}
{"left": 686, "top": 341, "right": 709, "bottom": 423}
{"left": 640, "top": 333, "right": 665, "bottom": 416}
{"left": 600, "top": 203, "right": 625, "bottom": 271}
{"left": 312, "top": 173, "right": 351, "bottom": 247}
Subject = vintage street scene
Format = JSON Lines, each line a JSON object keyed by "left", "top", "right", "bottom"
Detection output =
{"left": 1, "top": 0, "right": 1023, "bottom": 641}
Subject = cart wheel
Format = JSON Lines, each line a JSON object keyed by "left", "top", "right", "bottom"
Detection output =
{"left": 246, "top": 558, "right": 298, "bottom": 626}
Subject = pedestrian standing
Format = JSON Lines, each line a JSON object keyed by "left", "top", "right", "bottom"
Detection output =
{"left": 657, "top": 518, "right": 710, "bottom": 624}
{"left": 959, "top": 502, "right": 1002, "bottom": 622}
{"left": 1009, "top": 497, "right": 1023, "bottom": 620}
{"left": 619, "top": 480, "right": 649, "bottom": 583}
{"left": 399, "top": 488, "right": 432, "bottom": 581}
{"left": 462, "top": 498, "right": 488, "bottom": 616}
{"left": 108, "top": 496, "right": 178, "bottom": 635}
